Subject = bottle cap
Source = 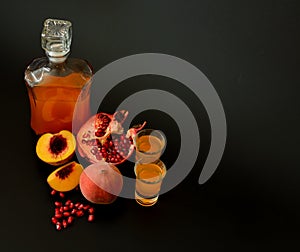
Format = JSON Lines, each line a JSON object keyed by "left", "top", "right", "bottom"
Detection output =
{"left": 41, "top": 18, "right": 72, "bottom": 57}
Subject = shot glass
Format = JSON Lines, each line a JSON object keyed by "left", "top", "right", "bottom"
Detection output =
{"left": 134, "top": 159, "right": 166, "bottom": 207}
{"left": 133, "top": 129, "right": 166, "bottom": 164}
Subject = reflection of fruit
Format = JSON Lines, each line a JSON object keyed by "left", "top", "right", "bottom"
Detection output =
{"left": 79, "top": 162, "right": 123, "bottom": 204}
{"left": 36, "top": 130, "right": 76, "bottom": 166}
{"left": 47, "top": 161, "right": 83, "bottom": 192}
{"left": 77, "top": 110, "right": 146, "bottom": 164}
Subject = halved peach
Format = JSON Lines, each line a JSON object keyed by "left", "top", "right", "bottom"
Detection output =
{"left": 36, "top": 130, "right": 76, "bottom": 166}
{"left": 47, "top": 161, "right": 84, "bottom": 192}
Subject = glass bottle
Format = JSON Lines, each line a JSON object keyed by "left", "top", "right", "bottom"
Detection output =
{"left": 24, "top": 18, "right": 93, "bottom": 135}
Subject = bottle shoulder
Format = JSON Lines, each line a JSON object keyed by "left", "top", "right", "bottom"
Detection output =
{"left": 25, "top": 57, "right": 93, "bottom": 88}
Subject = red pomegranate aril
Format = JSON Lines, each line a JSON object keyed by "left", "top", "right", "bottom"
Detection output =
{"left": 88, "top": 215, "right": 95, "bottom": 222}
{"left": 62, "top": 219, "right": 68, "bottom": 228}
{"left": 51, "top": 190, "right": 57, "bottom": 196}
{"left": 55, "top": 213, "right": 63, "bottom": 219}
{"left": 90, "top": 147, "right": 97, "bottom": 155}
{"left": 54, "top": 201, "right": 62, "bottom": 207}
{"left": 51, "top": 217, "right": 58, "bottom": 225}
{"left": 67, "top": 216, "right": 74, "bottom": 224}
{"left": 78, "top": 204, "right": 84, "bottom": 210}
{"left": 88, "top": 208, "right": 95, "bottom": 214}
{"left": 76, "top": 210, "right": 84, "bottom": 217}
{"left": 59, "top": 192, "right": 65, "bottom": 198}
{"left": 63, "top": 206, "right": 69, "bottom": 211}
{"left": 83, "top": 205, "right": 90, "bottom": 211}
{"left": 59, "top": 207, "right": 64, "bottom": 213}
{"left": 69, "top": 203, "right": 74, "bottom": 209}
{"left": 65, "top": 200, "right": 72, "bottom": 206}
{"left": 63, "top": 212, "right": 71, "bottom": 217}
{"left": 71, "top": 209, "right": 77, "bottom": 215}
{"left": 56, "top": 222, "right": 62, "bottom": 231}
{"left": 75, "top": 203, "right": 80, "bottom": 208}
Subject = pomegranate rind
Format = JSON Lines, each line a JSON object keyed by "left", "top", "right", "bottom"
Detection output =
{"left": 36, "top": 130, "right": 76, "bottom": 166}
{"left": 47, "top": 161, "right": 84, "bottom": 192}
{"left": 79, "top": 162, "right": 123, "bottom": 204}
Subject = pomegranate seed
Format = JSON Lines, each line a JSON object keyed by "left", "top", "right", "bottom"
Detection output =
{"left": 88, "top": 207, "right": 95, "bottom": 214}
{"left": 67, "top": 216, "right": 74, "bottom": 224}
{"left": 54, "top": 201, "right": 62, "bottom": 207}
{"left": 51, "top": 190, "right": 57, "bottom": 196}
{"left": 63, "top": 212, "right": 71, "bottom": 217}
{"left": 55, "top": 213, "right": 63, "bottom": 219}
{"left": 83, "top": 205, "right": 90, "bottom": 211}
{"left": 55, "top": 208, "right": 60, "bottom": 214}
{"left": 71, "top": 209, "right": 77, "bottom": 215}
{"left": 75, "top": 203, "right": 80, "bottom": 208}
{"left": 65, "top": 200, "right": 72, "bottom": 206}
{"left": 95, "top": 132, "right": 102, "bottom": 137}
{"left": 76, "top": 210, "right": 84, "bottom": 217}
{"left": 56, "top": 222, "right": 62, "bottom": 230}
{"left": 91, "top": 147, "right": 97, "bottom": 155}
{"left": 51, "top": 217, "right": 58, "bottom": 224}
{"left": 88, "top": 215, "right": 95, "bottom": 222}
{"left": 59, "top": 192, "right": 65, "bottom": 198}
{"left": 63, "top": 206, "right": 69, "bottom": 211}
{"left": 59, "top": 207, "right": 64, "bottom": 213}
{"left": 78, "top": 204, "right": 84, "bottom": 210}
{"left": 69, "top": 203, "right": 74, "bottom": 209}
{"left": 62, "top": 219, "right": 68, "bottom": 228}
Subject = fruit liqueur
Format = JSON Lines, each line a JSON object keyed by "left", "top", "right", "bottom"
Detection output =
{"left": 25, "top": 18, "right": 93, "bottom": 135}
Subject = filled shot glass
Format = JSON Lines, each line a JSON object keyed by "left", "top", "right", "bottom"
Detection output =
{"left": 133, "top": 129, "right": 166, "bottom": 164}
{"left": 134, "top": 159, "right": 167, "bottom": 207}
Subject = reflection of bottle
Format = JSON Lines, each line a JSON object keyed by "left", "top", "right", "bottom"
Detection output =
{"left": 25, "top": 18, "right": 93, "bottom": 135}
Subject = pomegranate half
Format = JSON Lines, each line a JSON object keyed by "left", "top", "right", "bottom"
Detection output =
{"left": 76, "top": 110, "right": 146, "bottom": 165}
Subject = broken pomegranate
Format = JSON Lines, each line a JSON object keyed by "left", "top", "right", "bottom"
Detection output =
{"left": 76, "top": 110, "right": 146, "bottom": 164}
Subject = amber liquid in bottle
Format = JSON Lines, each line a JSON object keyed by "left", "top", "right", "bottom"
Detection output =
{"left": 27, "top": 71, "right": 91, "bottom": 134}
{"left": 25, "top": 19, "right": 92, "bottom": 135}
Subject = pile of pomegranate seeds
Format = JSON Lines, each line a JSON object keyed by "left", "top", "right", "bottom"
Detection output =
{"left": 50, "top": 189, "right": 95, "bottom": 231}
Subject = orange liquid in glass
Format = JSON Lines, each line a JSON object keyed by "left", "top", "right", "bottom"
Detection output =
{"left": 135, "top": 162, "right": 166, "bottom": 206}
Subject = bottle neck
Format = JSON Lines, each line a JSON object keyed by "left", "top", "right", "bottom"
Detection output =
{"left": 46, "top": 51, "right": 69, "bottom": 64}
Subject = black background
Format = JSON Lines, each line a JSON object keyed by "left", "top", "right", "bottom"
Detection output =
{"left": 0, "top": 0, "right": 299, "bottom": 251}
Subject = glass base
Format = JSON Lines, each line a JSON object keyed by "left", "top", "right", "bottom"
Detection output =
{"left": 135, "top": 191, "right": 158, "bottom": 207}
